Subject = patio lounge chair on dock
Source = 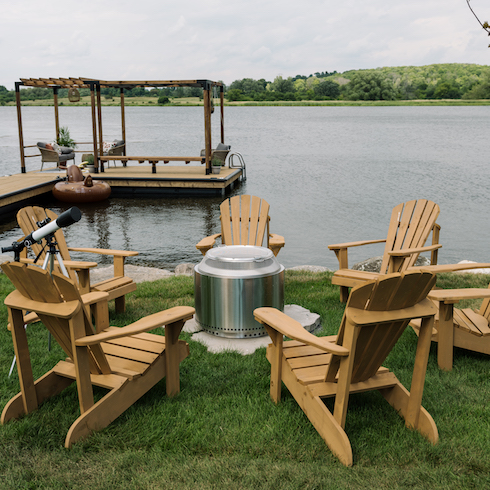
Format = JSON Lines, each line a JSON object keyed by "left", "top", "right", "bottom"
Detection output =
{"left": 37, "top": 142, "right": 75, "bottom": 170}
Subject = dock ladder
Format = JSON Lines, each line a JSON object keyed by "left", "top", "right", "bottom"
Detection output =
{"left": 228, "top": 152, "right": 246, "bottom": 181}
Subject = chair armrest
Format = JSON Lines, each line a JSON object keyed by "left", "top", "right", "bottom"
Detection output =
{"left": 5, "top": 290, "right": 81, "bottom": 319}
{"left": 80, "top": 291, "right": 110, "bottom": 305}
{"left": 68, "top": 247, "right": 138, "bottom": 277}
{"left": 428, "top": 288, "right": 490, "bottom": 304}
{"left": 387, "top": 244, "right": 442, "bottom": 257}
{"left": 410, "top": 263, "right": 490, "bottom": 274}
{"left": 75, "top": 306, "right": 195, "bottom": 346}
{"left": 196, "top": 233, "right": 221, "bottom": 255}
{"left": 328, "top": 239, "right": 386, "bottom": 269}
{"left": 254, "top": 307, "right": 349, "bottom": 356}
{"left": 18, "top": 257, "right": 98, "bottom": 270}
{"left": 328, "top": 239, "right": 386, "bottom": 250}
{"left": 62, "top": 260, "right": 98, "bottom": 270}
{"left": 67, "top": 247, "right": 138, "bottom": 257}
{"left": 268, "top": 233, "right": 285, "bottom": 256}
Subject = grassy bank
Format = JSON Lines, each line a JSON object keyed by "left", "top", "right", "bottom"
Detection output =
{"left": 1, "top": 270, "right": 490, "bottom": 488}
{"left": 6, "top": 96, "right": 490, "bottom": 107}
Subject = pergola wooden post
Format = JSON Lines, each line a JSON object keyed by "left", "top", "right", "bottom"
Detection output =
{"left": 96, "top": 83, "right": 104, "bottom": 172}
{"left": 120, "top": 88, "right": 126, "bottom": 155}
{"left": 220, "top": 85, "right": 225, "bottom": 144}
{"left": 89, "top": 82, "right": 99, "bottom": 173}
{"left": 53, "top": 87, "right": 60, "bottom": 142}
{"left": 203, "top": 82, "right": 212, "bottom": 175}
{"left": 15, "top": 82, "right": 26, "bottom": 174}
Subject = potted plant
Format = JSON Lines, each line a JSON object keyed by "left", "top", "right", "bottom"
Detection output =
{"left": 211, "top": 158, "right": 221, "bottom": 174}
{"left": 57, "top": 126, "right": 77, "bottom": 149}
{"left": 83, "top": 154, "right": 95, "bottom": 173}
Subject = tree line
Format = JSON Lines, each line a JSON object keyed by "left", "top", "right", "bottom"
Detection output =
{"left": 1, "top": 63, "right": 489, "bottom": 105}
{"left": 226, "top": 64, "right": 490, "bottom": 101}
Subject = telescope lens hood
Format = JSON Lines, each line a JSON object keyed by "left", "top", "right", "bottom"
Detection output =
{"left": 56, "top": 207, "right": 82, "bottom": 228}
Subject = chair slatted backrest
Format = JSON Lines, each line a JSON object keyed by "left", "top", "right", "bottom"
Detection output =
{"left": 16, "top": 206, "right": 77, "bottom": 283}
{"left": 2, "top": 262, "right": 109, "bottom": 375}
{"left": 220, "top": 195, "right": 270, "bottom": 247}
{"left": 478, "top": 288, "right": 490, "bottom": 320}
{"left": 326, "top": 271, "right": 436, "bottom": 384}
{"left": 380, "top": 200, "right": 440, "bottom": 275}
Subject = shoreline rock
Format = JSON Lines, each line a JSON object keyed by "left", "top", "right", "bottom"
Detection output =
{"left": 1, "top": 255, "right": 489, "bottom": 281}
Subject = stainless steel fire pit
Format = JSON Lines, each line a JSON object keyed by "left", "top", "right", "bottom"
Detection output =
{"left": 194, "top": 245, "right": 285, "bottom": 338}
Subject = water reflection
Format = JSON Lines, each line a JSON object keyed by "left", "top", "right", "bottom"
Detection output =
{"left": 2, "top": 106, "right": 490, "bottom": 270}
{"left": 51, "top": 195, "right": 234, "bottom": 270}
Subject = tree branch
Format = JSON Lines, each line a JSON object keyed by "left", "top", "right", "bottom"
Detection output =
{"left": 466, "top": 0, "right": 490, "bottom": 46}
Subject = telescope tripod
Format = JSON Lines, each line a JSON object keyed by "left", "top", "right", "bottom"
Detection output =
{"left": 8, "top": 233, "right": 70, "bottom": 376}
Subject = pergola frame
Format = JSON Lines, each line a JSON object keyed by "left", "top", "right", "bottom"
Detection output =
{"left": 15, "top": 77, "right": 225, "bottom": 174}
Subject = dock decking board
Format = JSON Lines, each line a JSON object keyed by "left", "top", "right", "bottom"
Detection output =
{"left": 0, "top": 165, "right": 243, "bottom": 218}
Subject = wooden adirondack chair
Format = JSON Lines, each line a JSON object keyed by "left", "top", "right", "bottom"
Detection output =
{"left": 1, "top": 262, "right": 194, "bottom": 448}
{"left": 196, "top": 195, "right": 285, "bottom": 257}
{"left": 329, "top": 199, "right": 441, "bottom": 302}
{"left": 17, "top": 206, "right": 138, "bottom": 313}
{"left": 410, "top": 286, "right": 490, "bottom": 371}
{"left": 254, "top": 270, "right": 438, "bottom": 466}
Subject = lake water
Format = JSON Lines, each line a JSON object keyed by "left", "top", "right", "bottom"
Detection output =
{"left": 0, "top": 105, "right": 489, "bottom": 271}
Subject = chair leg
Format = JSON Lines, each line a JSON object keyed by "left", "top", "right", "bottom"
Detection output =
{"left": 380, "top": 383, "right": 438, "bottom": 444}
{"left": 90, "top": 301, "right": 109, "bottom": 333}
{"left": 339, "top": 286, "right": 349, "bottom": 303}
{"left": 65, "top": 354, "right": 167, "bottom": 448}
{"left": 114, "top": 296, "right": 126, "bottom": 314}
{"left": 278, "top": 355, "right": 353, "bottom": 466}
{"left": 2, "top": 369, "right": 73, "bottom": 423}
{"left": 437, "top": 302, "right": 454, "bottom": 371}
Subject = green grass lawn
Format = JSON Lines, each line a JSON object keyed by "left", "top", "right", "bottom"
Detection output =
{"left": 1, "top": 270, "right": 490, "bottom": 489}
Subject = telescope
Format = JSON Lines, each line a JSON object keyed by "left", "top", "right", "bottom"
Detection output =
{"left": 1, "top": 207, "right": 82, "bottom": 259}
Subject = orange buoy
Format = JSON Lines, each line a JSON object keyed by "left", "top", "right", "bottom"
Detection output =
{"left": 53, "top": 166, "right": 111, "bottom": 203}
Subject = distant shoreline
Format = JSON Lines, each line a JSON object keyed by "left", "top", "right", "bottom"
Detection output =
{"left": 3, "top": 98, "right": 490, "bottom": 108}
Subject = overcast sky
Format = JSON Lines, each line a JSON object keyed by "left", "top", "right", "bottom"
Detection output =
{"left": 1, "top": 0, "right": 489, "bottom": 90}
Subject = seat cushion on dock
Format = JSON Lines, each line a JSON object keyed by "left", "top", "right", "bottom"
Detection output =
{"left": 59, "top": 153, "right": 75, "bottom": 162}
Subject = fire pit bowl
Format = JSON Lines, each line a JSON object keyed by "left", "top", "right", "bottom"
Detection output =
{"left": 194, "top": 245, "right": 285, "bottom": 338}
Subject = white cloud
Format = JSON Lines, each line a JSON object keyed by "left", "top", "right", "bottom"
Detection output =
{"left": 0, "top": 0, "right": 489, "bottom": 89}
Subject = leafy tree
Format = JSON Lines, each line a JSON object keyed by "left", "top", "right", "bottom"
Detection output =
{"left": 100, "top": 87, "right": 120, "bottom": 98}
{"left": 313, "top": 80, "right": 340, "bottom": 99}
{"left": 173, "top": 87, "right": 184, "bottom": 98}
{"left": 294, "top": 79, "right": 306, "bottom": 91}
{"left": 226, "top": 89, "right": 243, "bottom": 101}
{"left": 124, "top": 87, "right": 148, "bottom": 97}
{"left": 0, "top": 85, "right": 14, "bottom": 105}
{"left": 271, "top": 76, "right": 295, "bottom": 93}
{"left": 344, "top": 71, "right": 398, "bottom": 101}
{"left": 228, "top": 78, "right": 265, "bottom": 96}
{"left": 183, "top": 87, "right": 202, "bottom": 98}
{"left": 20, "top": 87, "right": 52, "bottom": 100}
{"left": 463, "top": 70, "right": 490, "bottom": 98}
{"left": 433, "top": 81, "right": 461, "bottom": 99}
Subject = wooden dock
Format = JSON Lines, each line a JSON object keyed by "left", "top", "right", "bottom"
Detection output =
{"left": 0, "top": 164, "right": 244, "bottom": 219}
